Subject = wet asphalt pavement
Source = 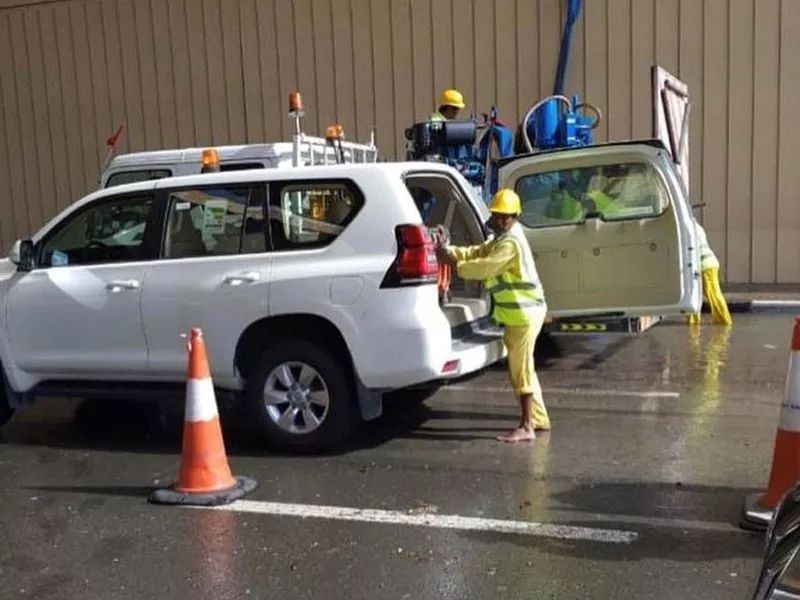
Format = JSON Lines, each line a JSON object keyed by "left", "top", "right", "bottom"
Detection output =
{"left": 0, "top": 313, "right": 794, "bottom": 599}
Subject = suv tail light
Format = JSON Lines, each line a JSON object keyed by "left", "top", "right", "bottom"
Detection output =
{"left": 381, "top": 224, "right": 439, "bottom": 287}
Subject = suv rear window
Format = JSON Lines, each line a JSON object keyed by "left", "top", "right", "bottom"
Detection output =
{"left": 105, "top": 169, "right": 172, "bottom": 188}
{"left": 269, "top": 181, "right": 363, "bottom": 251}
{"left": 515, "top": 162, "right": 669, "bottom": 228}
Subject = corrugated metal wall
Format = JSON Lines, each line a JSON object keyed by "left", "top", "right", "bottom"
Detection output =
{"left": 0, "top": 0, "right": 798, "bottom": 283}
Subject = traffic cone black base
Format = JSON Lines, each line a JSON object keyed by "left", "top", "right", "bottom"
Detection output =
{"left": 149, "top": 475, "right": 257, "bottom": 507}
{"left": 740, "top": 492, "right": 774, "bottom": 532}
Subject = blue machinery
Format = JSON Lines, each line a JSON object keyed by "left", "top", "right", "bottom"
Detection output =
{"left": 528, "top": 0, "right": 599, "bottom": 153}
{"left": 404, "top": 0, "right": 601, "bottom": 201}
{"left": 404, "top": 113, "right": 513, "bottom": 200}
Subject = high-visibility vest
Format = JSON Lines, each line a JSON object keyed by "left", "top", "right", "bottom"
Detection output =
{"left": 428, "top": 111, "right": 446, "bottom": 122}
{"left": 695, "top": 221, "right": 720, "bottom": 270}
{"left": 484, "top": 227, "right": 546, "bottom": 326}
{"left": 586, "top": 189, "right": 617, "bottom": 217}
{"left": 546, "top": 189, "right": 582, "bottom": 220}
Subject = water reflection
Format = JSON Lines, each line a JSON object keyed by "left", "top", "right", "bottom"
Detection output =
{"left": 689, "top": 325, "right": 732, "bottom": 415}
{"left": 190, "top": 509, "right": 244, "bottom": 599}
{"left": 657, "top": 324, "right": 732, "bottom": 483}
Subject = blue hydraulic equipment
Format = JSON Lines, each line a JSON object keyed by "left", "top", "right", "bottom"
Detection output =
{"left": 520, "top": 93, "right": 599, "bottom": 153}
{"left": 520, "top": 0, "right": 600, "bottom": 154}
{"left": 403, "top": 0, "right": 600, "bottom": 200}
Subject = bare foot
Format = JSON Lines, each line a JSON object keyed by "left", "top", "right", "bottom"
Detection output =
{"left": 496, "top": 427, "right": 536, "bottom": 443}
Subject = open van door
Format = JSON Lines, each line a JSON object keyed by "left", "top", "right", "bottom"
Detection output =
{"left": 498, "top": 140, "right": 701, "bottom": 318}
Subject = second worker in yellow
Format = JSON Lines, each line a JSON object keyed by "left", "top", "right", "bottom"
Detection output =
{"left": 437, "top": 188, "right": 550, "bottom": 443}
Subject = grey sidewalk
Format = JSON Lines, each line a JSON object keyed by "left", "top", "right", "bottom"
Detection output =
{"left": 721, "top": 284, "right": 800, "bottom": 312}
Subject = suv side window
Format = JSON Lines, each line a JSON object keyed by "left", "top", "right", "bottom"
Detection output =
{"left": 162, "top": 184, "right": 267, "bottom": 259}
{"left": 38, "top": 194, "right": 157, "bottom": 268}
{"left": 269, "top": 180, "right": 363, "bottom": 251}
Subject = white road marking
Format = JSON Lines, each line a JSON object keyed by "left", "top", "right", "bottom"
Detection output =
{"left": 203, "top": 500, "right": 638, "bottom": 544}
{"left": 753, "top": 299, "right": 800, "bottom": 308}
{"left": 548, "top": 510, "right": 749, "bottom": 534}
{"left": 442, "top": 384, "right": 680, "bottom": 399}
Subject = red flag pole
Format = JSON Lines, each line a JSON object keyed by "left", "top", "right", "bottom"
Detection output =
{"left": 98, "top": 122, "right": 126, "bottom": 185}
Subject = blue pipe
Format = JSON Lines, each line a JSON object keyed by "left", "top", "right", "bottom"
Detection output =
{"left": 553, "top": 0, "right": 584, "bottom": 96}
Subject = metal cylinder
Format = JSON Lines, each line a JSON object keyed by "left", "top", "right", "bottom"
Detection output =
{"left": 440, "top": 120, "right": 477, "bottom": 146}
{"left": 532, "top": 98, "right": 561, "bottom": 149}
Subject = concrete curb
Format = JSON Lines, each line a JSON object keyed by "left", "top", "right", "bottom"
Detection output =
{"left": 709, "top": 300, "right": 800, "bottom": 314}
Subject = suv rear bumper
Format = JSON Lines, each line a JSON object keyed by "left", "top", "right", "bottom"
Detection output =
{"left": 355, "top": 317, "right": 505, "bottom": 390}
{"left": 440, "top": 323, "right": 506, "bottom": 379}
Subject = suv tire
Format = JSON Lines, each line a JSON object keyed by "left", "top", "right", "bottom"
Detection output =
{"left": 246, "top": 341, "right": 358, "bottom": 452}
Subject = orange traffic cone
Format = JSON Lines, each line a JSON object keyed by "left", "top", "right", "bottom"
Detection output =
{"left": 149, "top": 328, "right": 256, "bottom": 506}
{"left": 742, "top": 318, "right": 800, "bottom": 530}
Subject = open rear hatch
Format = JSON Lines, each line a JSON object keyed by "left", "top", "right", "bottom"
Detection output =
{"left": 405, "top": 172, "right": 506, "bottom": 375}
{"left": 405, "top": 173, "right": 491, "bottom": 326}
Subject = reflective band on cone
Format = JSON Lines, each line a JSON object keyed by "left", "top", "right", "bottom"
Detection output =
{"left": 741, "top": 317, "right": 800, "bottom": 530}
{"left": 149, "top": 328, "right": 256, "bottom": 506}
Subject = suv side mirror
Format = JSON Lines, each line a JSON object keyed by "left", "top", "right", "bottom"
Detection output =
{"left": 752, "top": 481, "right": 800, "bottom": 599}
{"left": 9, "top": 239, "right": 35, "bottom": 272}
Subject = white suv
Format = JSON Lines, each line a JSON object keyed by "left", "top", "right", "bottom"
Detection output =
{"left": 0, "top": 141, "right": 700, "bottom": 451}
{"left": 0, "top": 162, "right": 507, "bottom": 450}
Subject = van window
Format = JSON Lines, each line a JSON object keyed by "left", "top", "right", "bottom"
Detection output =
{"left": 515, "top": 162, "right": 669, "bottom": 228}
{"left": 220, "top": 162, "right": 268, "bottom": 172}
{"left": 162, "top": 185, "right": 267, "bottom": 259}
{"left": 105, "top": 169, "right": 172, "bottom": 188}
{"left": 269, "top": 181, "right": 363, "bottom": 251}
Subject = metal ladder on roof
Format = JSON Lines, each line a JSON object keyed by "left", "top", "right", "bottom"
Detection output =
{"left": 288, "top": 91, "right": 379, "bottom": 167}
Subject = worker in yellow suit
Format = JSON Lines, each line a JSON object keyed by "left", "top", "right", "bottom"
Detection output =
{"left": 689, "top": 220, "right": 733, "bottom": 326}
{"left": 429, "top": 89, "right": 466, "bottom": 122}
{"left": 437, "top": 189, "right": 549, "bottom": 443}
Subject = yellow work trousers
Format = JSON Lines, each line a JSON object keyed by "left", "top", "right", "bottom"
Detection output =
{"left": 503, "top": 309, "right": 550, "bottom": 430}
{"left": 689, "top": 267, "right": 733, "bottom": 326}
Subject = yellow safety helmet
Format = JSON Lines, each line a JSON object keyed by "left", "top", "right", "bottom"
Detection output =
{"left": 439, "top": 89, "right": 466, "bottom": 109}
{"left": 489, "top": 189, "right": 522, "bottom": 215}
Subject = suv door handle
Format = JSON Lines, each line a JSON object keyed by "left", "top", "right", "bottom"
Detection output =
{"left": 223, "top": 272, "right": 260, "bottom": 286}
{"left": 106, "top": 279, "right": 141, "bottom": 292}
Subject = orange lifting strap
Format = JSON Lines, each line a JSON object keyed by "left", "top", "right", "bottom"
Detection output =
{"left": 437, "top": 262, "right": 451, "bottom": 299}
